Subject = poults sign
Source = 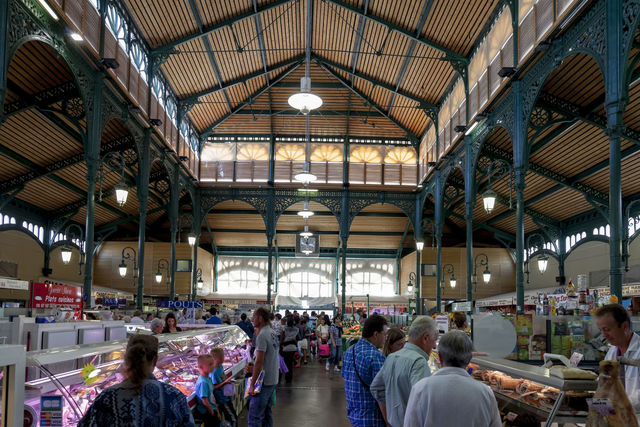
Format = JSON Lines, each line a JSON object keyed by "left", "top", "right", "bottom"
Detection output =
{"left": 156, "top": 300, "right": 204, "bottom": 309}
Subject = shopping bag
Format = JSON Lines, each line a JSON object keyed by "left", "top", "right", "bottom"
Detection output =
{"left": 318, "top": 344, "right": 330, "bottom": 357}
{"left": 279, "top": 354, "right": 289, "bottom": 374}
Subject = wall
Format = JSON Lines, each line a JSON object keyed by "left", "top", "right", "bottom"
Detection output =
{"left": 401, "top": 246, "right": 516, "bottom": 301}
{"left": 93, "top": 242, "right": 213, "bottom": 296}
{"left": 527, "top": 238, "right": 640, "bottom": 289}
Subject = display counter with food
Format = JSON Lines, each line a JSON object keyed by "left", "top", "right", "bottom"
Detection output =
{"left": 470, "top": 356, "right": 597, "bottom": 427}
{"left": 24, "top": 326, "right": 249, "bottom": 426}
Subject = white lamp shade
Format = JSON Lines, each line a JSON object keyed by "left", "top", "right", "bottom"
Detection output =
{"left": 197, "top": 279, "right": 204, "bottom": 289}
{"left": 187, "top": 234, "right": 196, "bottom": 247}
{"left": 118, "top": 264, "right": 127, "bottom": 278}
{"left": 300, "top": 230, "right": 313, "bottom": 238}
{"left": 297, "top": 210, "right": 314, "bottom": 218}
{"left": 114, "top": 184, "right": 129, "bottom": 207}
{"left": 483, "top": 269, "right": 491, "bottom": 284}
{"left": 537, "top": 256, "right": 548, "bottom": 273}
{"left": 294, "top": 172, "right": 317, "bottom": 184}
{"left": 416, "top": 241, "right": 424, "bottom": 251}
{"left": 288, "top": 92, "right": 323, "bottom": 114}
{"left": 155, "top": 273, "right": 162, "bottom": 283}
{"left": 60, "top": 247, "right": 72, "bottom": 264}
{"left": 407, "top": 284, "right": 413, "bottom": 293}
{"left": 450, "top": 278, "right": 457, "bottom": 288}
{"left": 483, "top": 190, "right": 497, "bottom": 214}
{"left": 70, "top": 32, "right": 83, "bottom": 42}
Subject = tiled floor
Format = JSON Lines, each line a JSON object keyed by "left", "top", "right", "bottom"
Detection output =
{"left": 238, "top": 359, "right": 350, "bottom": 426}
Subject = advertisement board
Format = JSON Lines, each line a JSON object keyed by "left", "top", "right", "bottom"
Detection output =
{"left": 30, "top": 282, "right": 82, "bottom": 309}
{"left": 156, "top": 300, "right": 204, "bottom": 309}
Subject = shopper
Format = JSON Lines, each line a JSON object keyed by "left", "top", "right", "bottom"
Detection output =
{"left": 370, "top": 316, "right": 437, "bottom": 427}
{"left": 129, "top": 310, "right": 145, "bottom": 324}
{"left": 329, "top": 315, "right": 343, "bottom": 372}
{"left": 246, "top": 307, "right": 279, "bottom": 427}
{"left": 272, "top": 313, "right": 283, "bottom": 337}
{"left": 281, "top": 317, "right": 301, "bottom": 384}
{"left": 162, "top": 312, "right": 182, "bottom": 333}
{"left": 150, "top": 318, "right": 164, "bottom": 335}
{"left": 452, "top": 312, "right": 468, "bottom": 331}
{"left": 146, "top": 313, "right": 154, "bottom": 322}
{"left": 298, "top": 315, "right": 310, "bottom": 364}
{"left": 78, "top": 334, "right": 194, "bottom": 426}
{"left": 210, "top": 347, "right": 237, "bottom": 426}
{"left": 206, "top": 307, "right": 223, "bottom": 324}
{"left": 195, "top": 354, "right": 221, "bottom": 426}
{"left": 342, "top": 314, "right": 388, "bottom": 427}
{"left": 404, "top": 331, "right": 501, "bottom": 427}
{"left": 383, "top": 328, "right": 406, "bottom": 356}
{"left": 596, "top": 303, "right": 640, "bottom": 415}
{"left": 221, "top": 313, "right": 232, "bottom": 325}
{"left": 236, "top": 313, "right": 255, "bottom": 339}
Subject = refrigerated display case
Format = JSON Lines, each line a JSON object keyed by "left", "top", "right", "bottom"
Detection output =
{"left": 24, "top": 326, "right": 249, "bottom": 426}
{"left": 0, "top": 345, "right": 26, "bottom": 427}
{"left": 471, "top": 356, "right": 597, "bottom": 427}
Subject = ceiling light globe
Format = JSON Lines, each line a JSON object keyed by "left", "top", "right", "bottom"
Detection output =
{"left": 288, "top": 92, "right": 323, "bottom": 112}
{"left": 297, "top": 210, "right": 314, "bottom": 218}
{"left": 300, "top": 231, "right": 313, "bottom": 238}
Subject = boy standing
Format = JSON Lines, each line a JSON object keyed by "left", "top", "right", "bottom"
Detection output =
{"left": 195, "top": 354, "right": 220, "bottom": 426}
{"left": 210, "top": 347, "right": 237, "bottom": 426}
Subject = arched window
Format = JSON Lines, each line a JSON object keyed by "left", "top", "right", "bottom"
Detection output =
{"left": 129, "top": 41, "right": 147, "bottom": 81}
{"left": 606, "top": 225, "right": 611, "bottom": 237}
{"left": 106, "top": 5, "right": 128, "bottom": 50}
{"left": 278, "top": 259, "right": 334, "bottom": 298}
{"left": 346, "top": 260, "right": 395, "bottom": 296}
{"left": 600, "top": 226, "right": 605, "bottom": 235}
{"left": 593, "top": 228, "right": 599, "bottom": 235}
{"left": 581, "top": 231, "right": 587, "bottom": 239}
{"left": 166, "top": 97, "right": 177, "bottom": 126}
{"left": 571, "top": 235, "right": 576, "bottom": 247}
{"left": 152, "top": 77, "right": 165, "bottom": 106}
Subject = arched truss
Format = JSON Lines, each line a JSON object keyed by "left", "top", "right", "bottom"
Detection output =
{"left": 527, "top": 248, "right": 561, "bottom": 262}
{"left": 0, "top": 225, "right": 45, "bottom": 250}
{"left": 565, "top": 235, "right": 610, "bottom": 259}
{"left": 199, "top": 188, "right": 417, "bottom": 241}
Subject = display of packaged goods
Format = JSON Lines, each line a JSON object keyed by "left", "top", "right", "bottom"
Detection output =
{"left": 24, "top": 326, "right": 249, "bottom": 426}
{"left": 471, "top": 356, "right": 597, "bottom": 426}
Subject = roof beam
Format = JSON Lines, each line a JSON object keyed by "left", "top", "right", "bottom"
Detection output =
{"left": 201, "top": 62, "right": 302, "bottom": 136}
{"left": 207, "top": 228, "right": 406, "bottom": 236}
{"left": 214, "top": 245, "right": 398, "bottom": 258}
{"left": 233, "top": 109, "right": 384, "bottom": 117}
{"left": 322, "top": 0, "right": 466, "bottom": 62}
{"left": 181, "top": 56, "right": 304, "bottom": 104}
{"left": 207, "top": 209, "right": 406, "bottom": 217}
{"left": 349, "top": 0, "right": 370, "bottom": 83}
{"left": 253, "top": 0, "right": 270, "bottom": 82}
{"left": 151, "top": 0, "right": 296, "bottom": 53}
{"left": 4, "top": 81, "right": 80, "bottom": 117}
{"left": 0, "top": 135, "right": 135, "bottom": 195}
{"left": 388, "top": 0, "right": 433, "bottom": 115}
{"left": 448, "top": 210, "right": 515, "bottom": 242}
{"left": 313, "top": 55, "right": 438, "bottom": 110}
{"left": 314, "top": 58, "right": 419, "bottom": 142}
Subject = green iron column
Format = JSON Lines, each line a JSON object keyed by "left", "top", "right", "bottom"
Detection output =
{"left": 136, "top": 130, "right": 151, "bottom": 310}
{"left": 191, "top": 232, "right": 200, "bottom": 301}
{"left": 558, "top": 229, "right": 566, "bottom": 283}
{"left": 213, "top": 252, "right": 218, "bottom": 292}
{"left": 434, "top": 170, "right": 444, "bottom": 310}
{"left": 83, "top": 76, "right": 104, "bottom": 308}
{"left": 606, "top": 0, "right": 625, "bottom": 301}
{"left": 267, "top": 237, "right": 273, "bottom": 306}
{"left": 513, "top": 81, "right": 527, "bottom": 313}
{"left": 415, "top": 192, "right": 424, "bottom": 313}
{"left": 464, "top": 142, "right": 475, "bottom": 306}
{"left": 341, "top": 236, "right": 348, "bottom": 316}
{"left": 168, "top": 169, "right": 179, "bottom": 299}
{"left": 340, "top": 191, "right": 349, "bottom": 316}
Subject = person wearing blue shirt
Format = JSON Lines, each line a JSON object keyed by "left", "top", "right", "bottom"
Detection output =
{"left": 235, "top": 312, "right": 255, "bottom": 339}
{"left": 206, "top": 307, "right": 222, "bottom": 325}
{"left": 195, "top": 354, "right": 220, "bottom": 426}
{"left": 210, "top": 347, "right": 237, "bottom": 426}
{"left": 342, "top": 314, "right": 388, "bottom": 427}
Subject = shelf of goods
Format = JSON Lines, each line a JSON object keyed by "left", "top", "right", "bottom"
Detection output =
{"left": 24, "top": 326, "right": 249, "bottom": 426}
{"left": 471, "top": 356, "right": 597, "bottom": 427}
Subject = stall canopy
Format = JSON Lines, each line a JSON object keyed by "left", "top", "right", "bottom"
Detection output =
{"left": 275, "top": 295, "right": 337, "bottom": 310}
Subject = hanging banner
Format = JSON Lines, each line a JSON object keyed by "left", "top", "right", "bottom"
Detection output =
{"left": 31, "top": 282, "right": 82, "bottom": 309}
{"left": 156, "top": 300, "right": 203, "bottom": 309}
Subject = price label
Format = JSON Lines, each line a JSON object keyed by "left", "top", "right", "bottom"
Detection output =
{"left": 587, "top": 398, "right": 616, "bottom": 416}
{"left": 505, "top": 412, "right": 518, "bottom": 422}
{"left": 570, "top": 351, "right": 584, "bottom": 367}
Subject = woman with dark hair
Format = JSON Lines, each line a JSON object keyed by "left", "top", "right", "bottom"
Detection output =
{"left": 162, "top": 312, "right": 182, "bottom": 333}
{"left": 382, "top": 327, "right": 406, "bottom": 357}
{"left": 78, "top": 334, "right": 194, "bottom": 426}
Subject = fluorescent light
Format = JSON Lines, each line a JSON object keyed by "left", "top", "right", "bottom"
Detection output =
{"left": 38, "top": 0, "right": 59, "bottom": 20}
{"left": 464, "top": 121, "right": 479, "bottom": 136}
{"left": 70, "top": 32, "right": 83, "bottom": 42}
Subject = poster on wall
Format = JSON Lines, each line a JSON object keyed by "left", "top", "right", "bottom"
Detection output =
{"left": 30, "top": 282, "right": 82, "bottom": 309}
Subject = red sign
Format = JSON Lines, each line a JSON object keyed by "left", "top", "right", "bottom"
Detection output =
{"left": 256, "top": 301, "right": 268, "bottom": 305}
{"left": 203, "top": 299, "right": 223, "bottom": 304}
{"left": 31, "top": 282, "right": 82, "bottom": 309}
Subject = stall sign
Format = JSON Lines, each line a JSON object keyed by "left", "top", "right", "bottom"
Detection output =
{"left": 436, "top": 315, "right": 449, "bottom": 334}
{"left": 102, "top": 297, "right": 127, "bottom": 307}
{"left": 256, "top": 300, "right": 268, "bottom": 305}
{"left": 31, "top": 282, "right": 82, "bottom": 309}
{"left": 156, "top": 300, "right": 203, "bottom": 309}
{"left": 0, "top": 278, "right": 28, "bottom": 290}
{"left": 40, "top": 395, "right": 63, "bottom": 426}
{"left": 452, "top": 301, "right": 472, "bottom": 312}
{"left": 203, "top": 299, "right": 223, "bottom": 305}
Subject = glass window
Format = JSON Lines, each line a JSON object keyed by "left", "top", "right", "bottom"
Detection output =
{"left": 106, "top": 5, "right": 128, "bottom": 51}
{"left": 346, "top": 260, "right": 395, "bottom": 297}
{"left": 278, "top": 259, "right": 334, "bottom": 298}
{"left": 129, "top": 41, "right": 147, "bottom": 81}
{"left": 216, "top": 257, "right": 269, "bottom": 294}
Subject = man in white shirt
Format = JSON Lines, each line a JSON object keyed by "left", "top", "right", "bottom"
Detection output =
{"left": 129, "top": 310, "right": 144, "bottom": 324}
{"left": 596, "top": 303, "right": 640, "bottom": 415}
{"left": 370, "top": 316, "right": 437, "bottom": 427}
{"left": 404, "top": 331, "right": 501, "bottom": 427}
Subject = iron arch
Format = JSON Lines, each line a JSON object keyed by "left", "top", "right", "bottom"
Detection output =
{"left": 0, "top": 226, "right": 45, "bottom": 250}
{"left": 565, "top": 235, "right": 610, "bottom": 259}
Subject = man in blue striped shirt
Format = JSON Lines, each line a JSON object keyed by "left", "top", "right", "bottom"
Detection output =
{"left": 342, "top": 314, "right": 388, "bottom": 427}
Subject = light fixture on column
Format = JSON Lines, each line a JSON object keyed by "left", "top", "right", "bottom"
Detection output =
{"left": 196, "top": 267, "right": 204, "bottom": 289}
{"left": 155, "top": 258, "right": 170, "bottom": 284}
{"left": 58, "top": 224, "right": 85, "bottom": 275}
{"left": 99, "top": 152, "right": 129, "bottom": 207}
{"left": 407, "top": 272, "right": 415, "bottom": 294}
{"left": 525, "top": 233, "right": 552, "bottom": 283}
{"left": 473, "top": 253, "right": 491, "bottom": 289}
{"left": 187, "top": 232, "right": 197, "bottom": 247}
{"left": 118, "top": 246, "right": 137, "bottom": 281}
{"left": 538, "top": 254, "right": 549, "bottom": 273}
{"left": 482, "top": 159, "right": 513, "bottom": 214}
{"left": 416, "top": 240, "right": 424, "bottom": 251}
{"left": 297, "top": 200, "right": 314, "bottom": 218}
{"left": 60, "top": 246, "right": 73, "bottom": 264}
{"left": 443, "top": 263, "right": 456, "bottom": 289}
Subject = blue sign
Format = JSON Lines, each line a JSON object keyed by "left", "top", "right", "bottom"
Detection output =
{"left": 40, "top": 395, "right": 63, "bottom": 426}
{"left": 103, "top": 298, "right": 118, "bottom": 306}
{"left": 156, "top": 300, "right": 204, "bottom": 309}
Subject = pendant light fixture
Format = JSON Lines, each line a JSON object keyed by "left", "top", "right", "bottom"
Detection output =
{"left": 300, "top": 219, "right": 313, "bottom": 238}
{"left": 297, "top": 200, "right": 314, "bottom": 218}
{"left": 288, "top": 77, "right": 323, "bottom": 115}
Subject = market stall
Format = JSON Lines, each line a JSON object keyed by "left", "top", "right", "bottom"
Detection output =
{"left": 24, "top": 326, "right": 249, "bottom": 426}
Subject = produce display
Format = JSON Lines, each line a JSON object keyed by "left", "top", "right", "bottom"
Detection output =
{"left": 25, "top": 327, "right": 248, "bottom": 426}
{"left": 468, "top": 363, "right": 592, "bottom": 416}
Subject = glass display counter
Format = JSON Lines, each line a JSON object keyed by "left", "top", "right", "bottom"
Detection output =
{"left": 0, "top": 345, "right": 26, "bottom": 427}
{"left": 25, "top": 326, "right": 249, "bottom": 426}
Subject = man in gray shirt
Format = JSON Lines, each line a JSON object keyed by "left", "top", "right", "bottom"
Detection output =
{"left": 370, "top": 316, "right": 438, "bottom": 427}
{"left": 247, "top": 307, "right": 279, "bottom": 427}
